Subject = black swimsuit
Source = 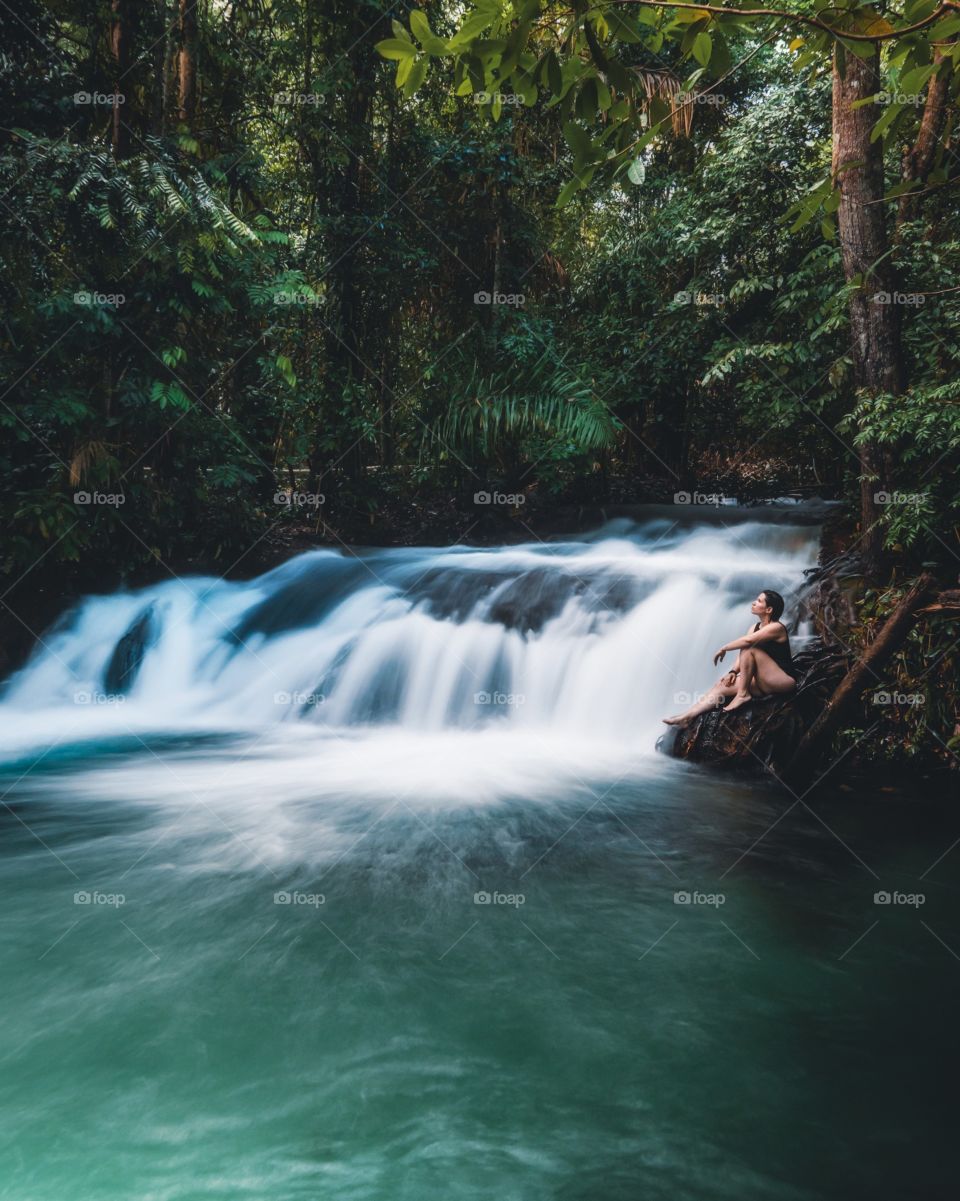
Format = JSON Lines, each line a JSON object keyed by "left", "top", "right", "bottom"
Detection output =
{"left": 752, "top": 621, "right": 796, "bottom": 679}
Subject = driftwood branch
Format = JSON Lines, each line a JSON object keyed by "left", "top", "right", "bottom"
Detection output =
{"left": 915, "top": 588, "right": 960, "bottom": 616}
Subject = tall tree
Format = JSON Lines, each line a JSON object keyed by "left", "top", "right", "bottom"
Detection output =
{"left": 110, "top": 0, "right": 130, "bottom": 158}
{"left": 177, "top": 0, "right": 197, "bottom": 125}
{"left": 832, "top": 43, "right": 904, "bottom": 574}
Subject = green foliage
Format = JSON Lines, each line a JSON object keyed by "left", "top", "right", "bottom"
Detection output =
{"left": 432, "top": 347, "right": 620, "bottom": 468}
{"left": 848, "top": 385, "right": 960, "bottom": 556}
{"left": 382, "top": 1, "right": 960, "bottom": 212}
{"left": 1, "top": 0, "right": 957, "bottom": 609}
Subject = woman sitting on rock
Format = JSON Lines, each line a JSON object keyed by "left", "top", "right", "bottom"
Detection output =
{"left": 663, "top": 590, "right": 797, "bottom": 728}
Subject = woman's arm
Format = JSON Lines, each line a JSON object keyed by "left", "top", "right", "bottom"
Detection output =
{"left": 713, "top": 623, "right": 781, "bottom": 665}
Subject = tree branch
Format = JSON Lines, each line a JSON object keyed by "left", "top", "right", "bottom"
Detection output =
{"left": 614, "top": 1, "right": 960, "bottom": 43}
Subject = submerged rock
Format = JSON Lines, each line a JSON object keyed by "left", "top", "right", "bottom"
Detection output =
{"left": 663, "top": 643, "right": 848, "bottom": 777}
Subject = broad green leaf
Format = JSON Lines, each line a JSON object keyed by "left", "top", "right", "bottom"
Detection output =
{"left": 546, "top": 50, "right": 563, "bottom": 96}
{"left": 402, "top": 55, "right": 428, "bottom": 97}
{"left": 576, "top": 77, "right": 599, "bottom": 122}
{"left": 409, "top": 9, "right": 448, "bottom": 55}
{"left": 563, "top": 121, "right": 592, "bottom": 164}
{"left": 409, "top": 10, "right": 432, "bottom": 43}
{"left": 627, "top": 157, "right": 646, "bottom": 185}
{"left": 899, "top": 64, "right": 937, "bottom": 95}
{"left": 870, "top": 101, "right": 905, "bottom": 142}
{"left": 450, "top": 12, "right": 496, "bottom": 46}
{"left": 692, "top": 32, "right": 713, "bottom": 68}
{"left": 396, "top": 54, "right": 415, "bottom": 86}
{"left": 376, "top": 38, "right": 416, "bottom": 61}
{"left": 555, "top": 177, "right": 581, "bottom": 208}
{"left": 710, "top": 33, "right": 732, "bottom": 77}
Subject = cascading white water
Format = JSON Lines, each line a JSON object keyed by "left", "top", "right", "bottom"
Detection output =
{"left": 0, "top": 514, "right": 819, "bottom": 781}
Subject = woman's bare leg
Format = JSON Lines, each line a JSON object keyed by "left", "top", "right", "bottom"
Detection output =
{"left": 723, "top": 649, "right": 758, "bottom": 712}
{"left": 750, "top": 650, "right": 797, "bottom": 696}
{"left": 724, "top": 647, "right": 796, "bottom": 712}
{"left": 663, "top": 677, "right": 738, "bottom": 726}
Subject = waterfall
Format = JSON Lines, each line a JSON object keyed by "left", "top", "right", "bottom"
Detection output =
{"left": 0, "top": 514, "right": 819, "bottom": 779}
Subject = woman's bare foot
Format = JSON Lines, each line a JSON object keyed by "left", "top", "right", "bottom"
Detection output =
{"left": 722, "top": 692, "right": 753, "bottom": 714}
{"left": 662, "top": 714, "right": 690, "bottom": 727}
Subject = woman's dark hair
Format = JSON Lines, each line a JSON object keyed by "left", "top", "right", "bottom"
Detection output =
{"left": 760, "top": 589, "right": 786, "bottom": 622}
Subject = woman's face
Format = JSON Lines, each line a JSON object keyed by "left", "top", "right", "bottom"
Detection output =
{"left": 750, "top": 593, "right": 772, "bottom": 618}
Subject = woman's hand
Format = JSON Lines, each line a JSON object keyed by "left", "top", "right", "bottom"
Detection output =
{"left": 713, "top": 648, "right": 727, "bottom": 666}
{"left": 722, "top": 670, "right": 738, "bottom": 687}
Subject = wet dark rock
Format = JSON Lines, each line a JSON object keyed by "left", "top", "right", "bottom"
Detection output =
{"left": 486, "top": 569, "right": 587, "bottom": 633}
{"left": 227, "top": 555, "right": 372, "bottom": 642}
{"left": 104, "top": 604, "right": 157, "bottom": 694}
{"left": 409, "top": 568, "right": 516, "bottom": 623}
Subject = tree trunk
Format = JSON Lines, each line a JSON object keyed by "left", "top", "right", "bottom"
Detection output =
{"left": 898, "top": 47, "right": 952, "bottom": 227}
{"left": 110, "top": 0, "right": 129, "bottom": 158}
{"left": 177, "top": 0, "right": 197, "bottom": 126}
{"left": 161, "top": 0, "right": 178, "bottom": 132}
{"left": 832, "top": 45, "right": 905, "bottom": 580}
